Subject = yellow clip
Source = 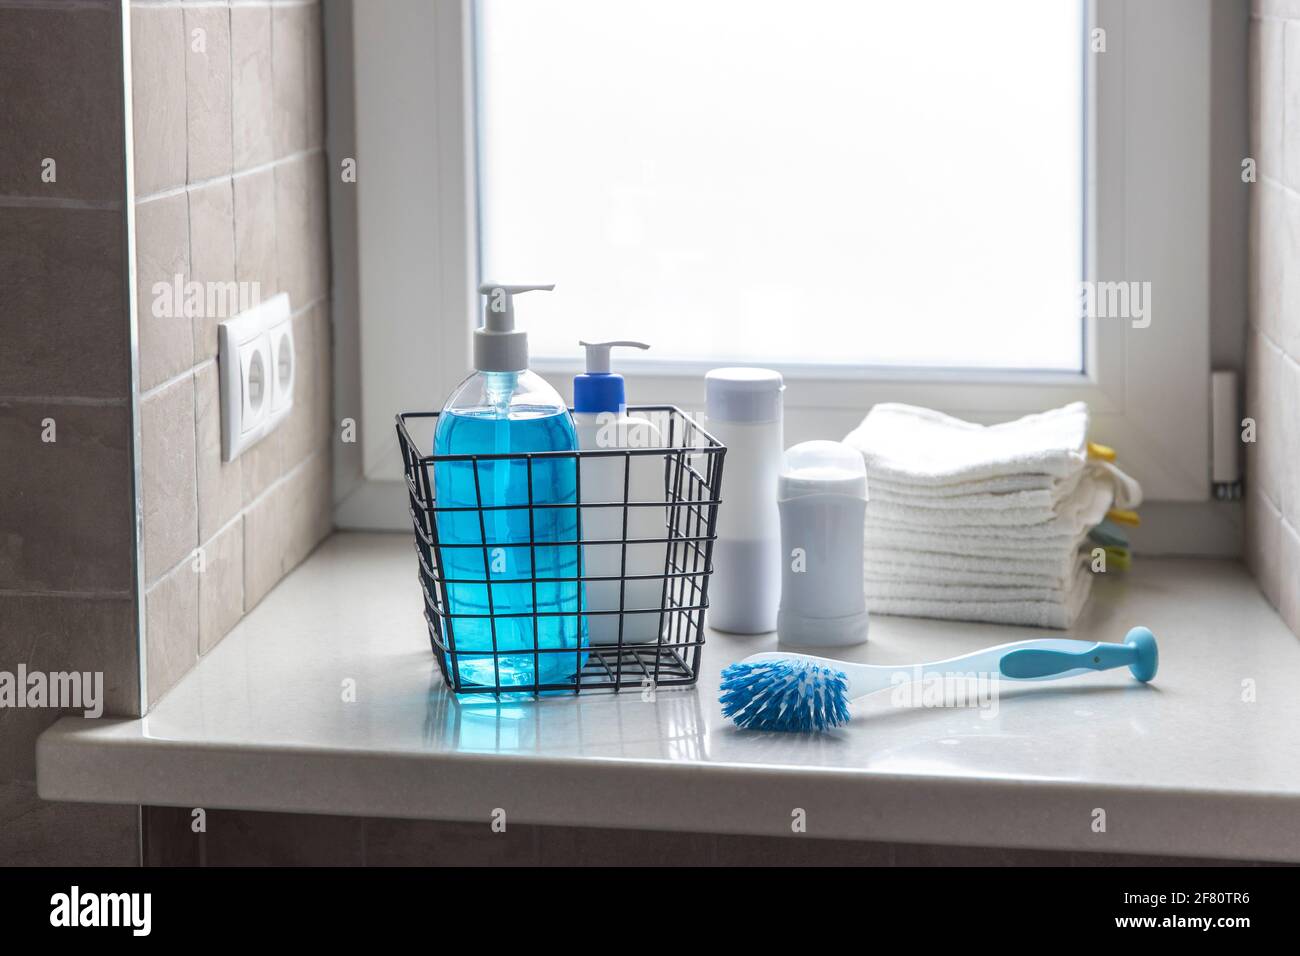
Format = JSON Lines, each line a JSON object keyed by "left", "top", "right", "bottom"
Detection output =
{"left": 1106, "top": 508, "right": 1140, "bottom": 527}
{"left": 1088, "top": 441, "right": 1117, "bottom": 462}
{"left": 1103, "top": 546, "right": 1132, "bottom": 572}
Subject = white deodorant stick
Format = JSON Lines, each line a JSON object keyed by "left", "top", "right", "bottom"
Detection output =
{"left": 705, "top": 368, "right": 784, "bottom": 633}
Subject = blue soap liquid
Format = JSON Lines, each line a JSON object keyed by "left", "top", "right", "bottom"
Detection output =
{"left": 433, "top": 407, "right": 587, "bottom": 688}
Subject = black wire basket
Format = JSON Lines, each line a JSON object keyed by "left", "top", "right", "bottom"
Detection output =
{"left": 396, "top": 405, "right": 725, "bottom": 695}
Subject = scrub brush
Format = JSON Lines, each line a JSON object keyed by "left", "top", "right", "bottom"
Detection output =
{"left": 720, "top": 626, "right": 1158, "bottom": 733}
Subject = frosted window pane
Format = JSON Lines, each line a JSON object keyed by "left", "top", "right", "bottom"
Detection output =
{"left": 478, "top": 0, "right": 1084, "bottom": 371}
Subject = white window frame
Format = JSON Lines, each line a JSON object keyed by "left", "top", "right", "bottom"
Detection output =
{"left": 332, "top": 0, "right": 1212, "bottom": 531}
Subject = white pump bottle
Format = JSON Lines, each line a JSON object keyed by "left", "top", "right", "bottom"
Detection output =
{"left": 573, "top": 341, "right": 667, "bottom": 644}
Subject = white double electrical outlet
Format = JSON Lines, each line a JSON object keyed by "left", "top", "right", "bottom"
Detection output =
{"left": 219, "top": 292, "right": 294, "bottom": 462}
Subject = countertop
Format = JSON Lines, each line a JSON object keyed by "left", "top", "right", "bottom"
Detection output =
{"left": 37, "top": 532, "right": 1300, "bottom": 860}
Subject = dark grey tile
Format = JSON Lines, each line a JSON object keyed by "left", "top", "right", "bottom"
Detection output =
{"left": 0, "top": 401, "right": 134, "bottom": 592}
{"left": 537, "top": 825, "right": 715, "bottom": 866}
{"left": 0, "top": 592, "right": 139, "bottom": 781}
{"left": 142, "top": 804, "right": 201, "bottom": 867}
{"left": 0, "top": 206, "right": 128, "bottom": 399}
{"left": 713, "top": 833, "right": 892, "bottom": 866}
{"left": 894, "top": 842, "right": 1071, "bottom": 866}
{"left": 363, "top": 817, "right": 539, "bottom": 867}
{"left": 0, "top": 782, "right": 138, "bottom": 866}
{"left": 203, "top": 809, "right": 363, "bottom": 866}
{"left": 0, "top": 593, "right": 138, "bottom": 716}
{"left": 0, "top": 6, "right": 125, "bottom": 202}
{"left": 1069, "top": 851, "right": 1258, "bottom": 867}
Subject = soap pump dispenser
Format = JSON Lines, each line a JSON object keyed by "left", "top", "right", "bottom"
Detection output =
{"left": 573, "top": 340, "right": 667, "bottom": 644}
{"left": 436, "top": 281, "right": 575, "bottom": 428}
{"left": 432, "top": 282, "right": 586, "bottom": 688}
{"left": 454, "top": 281, "right": 561, "bottom": 410}
{"left": 573, "top": 340, "right": 650, "bottom": 445}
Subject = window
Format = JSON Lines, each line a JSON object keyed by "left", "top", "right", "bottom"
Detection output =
{"left": 337, "top": 0, "right": 1218, "bottom": 531}
{"left": 478, "top": 0, "right": 1085, "bottom": 372}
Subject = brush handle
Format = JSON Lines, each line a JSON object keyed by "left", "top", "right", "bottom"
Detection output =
{"left": 742, "top": 626, "right": 1158, "bottom": 699}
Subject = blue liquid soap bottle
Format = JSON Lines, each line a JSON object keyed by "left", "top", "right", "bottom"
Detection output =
{"left": 433, "top": 282, "right": 587, "bottom": 688}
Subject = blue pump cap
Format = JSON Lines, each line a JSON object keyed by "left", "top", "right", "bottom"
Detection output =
{"left": 574, "top": 340, "right": 649, "bottom": 413}
{"left": 575, "top": 373, "right": 625, "bottom": 413}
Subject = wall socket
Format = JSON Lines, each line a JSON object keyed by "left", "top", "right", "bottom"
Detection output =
{"left": 219, "top": 292, "right": 293, "bottom": 462}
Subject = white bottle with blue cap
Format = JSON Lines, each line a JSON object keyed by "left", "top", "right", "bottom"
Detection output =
{"left": 574, "top": 341, "right": 666, "bottom": 644}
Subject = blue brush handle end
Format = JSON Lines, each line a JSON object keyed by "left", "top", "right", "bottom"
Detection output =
{"left": 1124, "top": 625, "right": 1158, "bottom": 682}
{"left": 998, "top": 627, "right": 1159, "bottom": 682}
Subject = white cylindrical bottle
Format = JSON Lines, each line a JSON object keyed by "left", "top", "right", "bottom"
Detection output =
{"left": 705, "top": 367, "right": 784, "bottom": 633}
{"left": 777, "top": 440, "right": 869, "bottom": 647}
{"left": 574, "top": 341, "right": 666, "bottom": 644}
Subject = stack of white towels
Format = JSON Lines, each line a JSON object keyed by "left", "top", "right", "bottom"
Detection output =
{"left": 843, "top": 402, "right": 1141, "bottom": 629}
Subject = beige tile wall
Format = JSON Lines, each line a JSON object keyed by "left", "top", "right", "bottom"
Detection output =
{"left": 1247, "top": 0, "right": 1300, "bottom": 635}
{"left": 132, "top": 0, "right": 332, "bottom": 706}
{"left": 0, "top": 0, "right": 140, "bottom": 865}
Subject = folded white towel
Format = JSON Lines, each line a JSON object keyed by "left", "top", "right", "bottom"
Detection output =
{"left": 844, "top": 401, "right": 1137, "bottom": 629}
{"left": 863, "top": 584, "right": 1091, "bottom": 629}
{"left": 865, "top": 566, "right": 1080, "bottom": 604}
{"left": 865, "top": 524, "right": 1088, "bottom": 561}
{"left": 868, "top": 472, "right": 1114, "bottom": 538}
{"left": 867, "top": 476, "right": 1074, "bottom": 513}
{"left": 870, "top": 460, "right": 1141, "bottom": 513}
{"left": 864, "top": 557, "right": 1094, "bottom": 629}
{"left": 864, "top": 555, "right": 1080, "bottom": 589}
{"left": 845, "top": 402, "right": 1090, "bottom": 486}
{"left": 867, "top": 472, "right": 1058, "bottom": 499}
{"left": 1093, "top": 459, "right": 1144, "bottom": 510}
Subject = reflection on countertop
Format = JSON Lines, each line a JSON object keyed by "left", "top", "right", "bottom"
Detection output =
{"left": 37, "top": 532, "right": 1300, "bottom": 862}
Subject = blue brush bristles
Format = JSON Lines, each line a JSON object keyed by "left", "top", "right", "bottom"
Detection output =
{"left": 719, "top": 659, "right": 852, "bottom": 732}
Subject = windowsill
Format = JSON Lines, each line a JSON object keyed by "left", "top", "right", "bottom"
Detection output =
{"left": 529, "top": 356, "right": 1095, "bottom": 389}
{"left": 36, "top": 532, "right": 1300, "bottom": 862}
